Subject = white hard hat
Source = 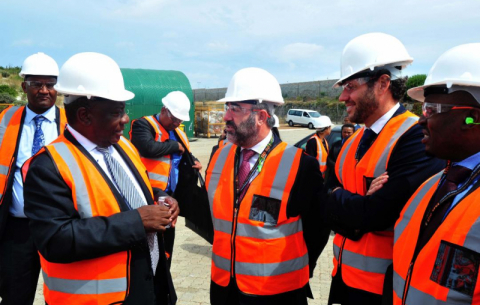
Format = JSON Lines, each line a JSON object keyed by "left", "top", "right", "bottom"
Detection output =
{"left": 19, "top": 52, "right": 59, "bottom": 78}
{"left": 273, "top": 114, "right": 280, "bottom": 128}
{"left": 314, "top": 116, "right": 333, "bottom": 129}
{"left": 219, "top": 67, "right": 284, "bottom": 105}
{"left": 55, "top": 52, "right": 134, "bottom": 102}
{"left": 408, "top": 43, "right": 480, "bottom": 102}
{"left": 162, "top": 91, "right": 191, "bottom": 121}
{"left": 334, "top": 33, "right": 413, "bottom": 87}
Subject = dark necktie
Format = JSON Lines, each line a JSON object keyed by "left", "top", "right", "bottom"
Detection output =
{"left": 416, "top": 165, "right": 473, "bottom": 253}
{"left": 32, "top": 115, "right": 46, "bottom": 155}
{"left": 238, "top": 149, "right": 256, "bottom": 201}
{"left": 96, "top": 146, "right": 159, "bottom": 274}
{"left": 356, "top": 128, "right": 376, "bottom": 160}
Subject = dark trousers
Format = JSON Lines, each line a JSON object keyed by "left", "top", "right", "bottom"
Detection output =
{"left": 163, "top": 227, "right": 175, "bottom": 269}
{"left": 0, "top": 216, "right": 41, "bottom": 305}
{"left": 328, "top": 270, "right": 383, "bottom": 305}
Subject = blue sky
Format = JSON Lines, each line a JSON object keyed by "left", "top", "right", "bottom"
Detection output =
{"left": 2, "top": 0, "right": 480, "bottom": 89}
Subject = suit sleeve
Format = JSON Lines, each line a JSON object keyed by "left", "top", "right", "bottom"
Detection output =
{"left": 305, "top": 137, "right": 317, "bottom": 158}
{"left": 323, "top": 124, "right": 446, "bottom": 234}
{"left": 287, "top": 152, "right": 329, "bottom": 277}
{"left": 24, "top": 152, "right": 148, "bottom": 263}
{"left": 130, "top": 118, "right": 180, "bottom": 158}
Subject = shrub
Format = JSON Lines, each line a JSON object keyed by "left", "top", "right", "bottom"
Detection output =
{"left": 0, "top": 93, "right": 15, "bottom": 104}
{"left": 404, "top": 74, "right": 427, "bottom": 102}
{"left": 1, "top": 72, "right": 9, "bottom": 78}
{"left": 0, "top": 85, "right": 17, "bottom": 98}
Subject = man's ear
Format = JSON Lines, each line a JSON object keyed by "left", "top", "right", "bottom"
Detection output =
{"left": 464, "top": 108, "right": 480, "bottom": 129}
{"left": 376, "top": 74, "right": 391, "bottom": 95}
{"left": 21, "top": 82, "right": 27, "bottom": 93}
{"left": 257, "top": 110, "right": 269, "bottom": 125}
{"left": 77, "top": 107, "right": 91, "bottom": 126}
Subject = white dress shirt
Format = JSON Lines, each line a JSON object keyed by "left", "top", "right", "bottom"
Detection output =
{"left": 240, "top": 131, "right": 273, "bottom": 182}
{"left": 11, "top": 106, "right": 59, "bottom": 217}
{"left": 67, "top": 125, "right": 147, "bottom": 207}
{"left": 368, "top": 102, "right": 400, "bottom": 134}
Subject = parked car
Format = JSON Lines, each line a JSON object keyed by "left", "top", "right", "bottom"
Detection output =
{"left": 294, "top": 125, "right": 343, "bottom": 150}
{"left": 286, "top": 109, "right": 322, "bottom": 129}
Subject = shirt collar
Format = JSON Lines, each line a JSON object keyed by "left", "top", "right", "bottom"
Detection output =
{"left": 369, "top": 103, "right": 400, "bottom": 134}
{"left": 67, "top": 125, "right": 109, "bottom": 154}
{"left": 452, "top": 151, "right": 480, "bottom": 171}
{"left": 241, "top": 131, "right": 273, "bottom": 155}
{"left": 25, "top": 105, "right": 56, "bottom": 124}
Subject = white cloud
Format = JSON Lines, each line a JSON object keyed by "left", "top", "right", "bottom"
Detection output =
{"left": 279, "top": 43, "right": 324, "bottom": 62}
{"left": 11, "top": 39, "right": 34, "bottom": 47}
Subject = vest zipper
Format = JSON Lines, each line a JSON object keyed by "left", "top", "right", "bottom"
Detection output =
{"left": 402, "top": 261, "right": 414, "bottom": 305}
{"left": 230, "top": 207, "right": 239, "bottom": 278}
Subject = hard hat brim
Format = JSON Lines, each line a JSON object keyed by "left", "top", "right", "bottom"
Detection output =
{"left": 218, "top": 96, "right": 283, "bottom": 105}
{"left": 55, "top": 85, "right": 135, "bottom": 102}
{"left": 407, "top": 79, "right": 480, "bottom": 102}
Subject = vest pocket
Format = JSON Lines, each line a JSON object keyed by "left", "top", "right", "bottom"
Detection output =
{"left": 249, "top": 195, "right": 281, "bottom": 226}
{"left": 430, "top": 240, "right": 479, "bottom": 297}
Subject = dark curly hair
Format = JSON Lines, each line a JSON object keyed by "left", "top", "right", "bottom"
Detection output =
{"left": 367, "top": 68, "right": 407, "bottom": 102}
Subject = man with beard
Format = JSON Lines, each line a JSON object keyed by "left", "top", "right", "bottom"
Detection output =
{"left": 206, "top": 67, "right": 329, "bottom": 305}
{"left": 323, "top": 33, "right": 445, "bottom": 305}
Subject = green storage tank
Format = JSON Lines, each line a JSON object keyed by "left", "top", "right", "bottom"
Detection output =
{"left": 120, "top": 68, "right": 194, "bottom": 139}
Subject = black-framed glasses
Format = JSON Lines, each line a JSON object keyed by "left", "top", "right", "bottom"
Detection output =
{"left": 25, "top": 81, "right": 56, "bottom": 90}
{"left": 224, "top": 103, "right": 265, "bottom": 115}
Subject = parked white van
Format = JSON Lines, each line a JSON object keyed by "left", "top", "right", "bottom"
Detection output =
{"left": 286, "top": 109, "right": 322, "bottom": 129}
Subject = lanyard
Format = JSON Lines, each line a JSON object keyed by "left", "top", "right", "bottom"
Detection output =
{"left": 234, "top": 136, "right": 274, "bottom": 207}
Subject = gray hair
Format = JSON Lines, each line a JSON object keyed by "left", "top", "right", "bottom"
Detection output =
{"left": 252, "top": 103, "right": 275, "bottom": 128}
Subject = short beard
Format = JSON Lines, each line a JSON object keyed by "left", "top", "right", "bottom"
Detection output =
{"left": 350, "top": 87, "right": 379, "bottom": 124}
{"left": 226, "top": 113, "right": 258, "bottom": 147}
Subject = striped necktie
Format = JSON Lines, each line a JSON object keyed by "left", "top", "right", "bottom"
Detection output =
{"left": 96, "top": 146, "right": 159, "bottom": 274}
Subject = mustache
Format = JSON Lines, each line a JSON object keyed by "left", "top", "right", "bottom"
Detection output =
{"left": 225, "top": 121, "right": 237, "bottom": 130}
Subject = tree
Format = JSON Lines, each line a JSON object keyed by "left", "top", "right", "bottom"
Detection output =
{"left": 404, "top": 74, "right": 427, "bottom": 102}
{"left": 0, "top": 93, "right": 15, "bottom": 104}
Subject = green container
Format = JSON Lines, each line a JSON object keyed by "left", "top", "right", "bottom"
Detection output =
{"left": 121, "top": 68, "right": 194, "bottom": 138}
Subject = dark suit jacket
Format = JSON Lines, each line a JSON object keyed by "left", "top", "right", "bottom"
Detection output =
{"left": 210, "top": 133, "right": 330, "bottom": 305}
{"left": 323, "top": 105, "right": 446, "bottom": 235}
{"left": 23, "top": 130, "right": 176, "bottom": 305}
{"left": 324, "top": 139, "right": 343, "bottom": 189}
{"left": 0, "top": 106, "right": 63, "bottom": 240}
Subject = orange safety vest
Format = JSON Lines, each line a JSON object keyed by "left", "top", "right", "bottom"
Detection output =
{"left": 205, "top": 141, "right": 309, "bottom": 295}
{"left": 310, "top": 133, "right": 329, "bottom": 176}
{"left": 23, "top": 135, "right": 153, "bottom": 305}
{"left": 130, "top": 115, "right": 190, "bottom": 190}
{"left": 0, "top": 106, "right": 66, "bottom": 205}
{"left": 393, "top": 170, "right": 480, "bottom": 304}
{"left": 333, "top": 111, "right": 418, "bottom": 295}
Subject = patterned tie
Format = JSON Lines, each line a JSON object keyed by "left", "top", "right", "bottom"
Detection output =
{"left": 96, "top": 146, "right": 160, "bottom": 274}
{"left": 32, "top": 115, "right": 46, "bottom": 155}
{"left": 238, "top": 149, "right": 256, "bottom": 201}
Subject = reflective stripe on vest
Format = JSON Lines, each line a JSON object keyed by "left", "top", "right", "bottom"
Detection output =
{"left": 138, "top": 115, "right": 191, "bottom": 190}
{"left": 333, "top": 110, "right": 419, "bottom": 295}
{"left": 0, "top": 106, "right": 22, "bottom": 202}
{"left": 206, "top": 141, "right": 308, "bottom": 295}
{"left": 311, "top": 134, "right": 328, "bottom": 175}
{"left": 0, "top": 106, "right": 66, "bottom": 203}
{"left": 393, "top": 170, "right": 480, "bottom": 304}
{"left": 26, "top": 135, "right": 152, "bottom": 304}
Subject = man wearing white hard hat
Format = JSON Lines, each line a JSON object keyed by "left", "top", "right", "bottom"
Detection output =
{"left": 130, "top": 90, "right": 202, "bottom": 266}
{"left": 206, "top": 67, "right": 329, "bottom": 305}
{"left": 23, "top": 52, "right": 177, "bottom": 305}
{"left": 323, "top": 33, "right": 445, "bottom": 305}
{"left": 0, "top": 52, "right": 67, "bottom": 304}
{"left": 306, "top": 115, "right": 333, "bottom": 177}
{"left": 379, "top": 43, "right": 480, "bottom": 304}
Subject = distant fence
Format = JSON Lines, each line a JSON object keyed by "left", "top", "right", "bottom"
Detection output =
{"left": 194, "top": 79, "right": 342, "bottom": 101}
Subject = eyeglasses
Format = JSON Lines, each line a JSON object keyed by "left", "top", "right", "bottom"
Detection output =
{"left": 224, "top": 103, "right": 264, "bottom": 115}
{"left": 166, "top": 109, "right": 183, "bottom": 123}
{"left": 341, "top": 77, "right": 371, "bottom": 93}
{"left": 25, "top": 81, "right": 56, "bottom": 90}
{"left": 422, "top": 102, "right": 477, "bottom": 118}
